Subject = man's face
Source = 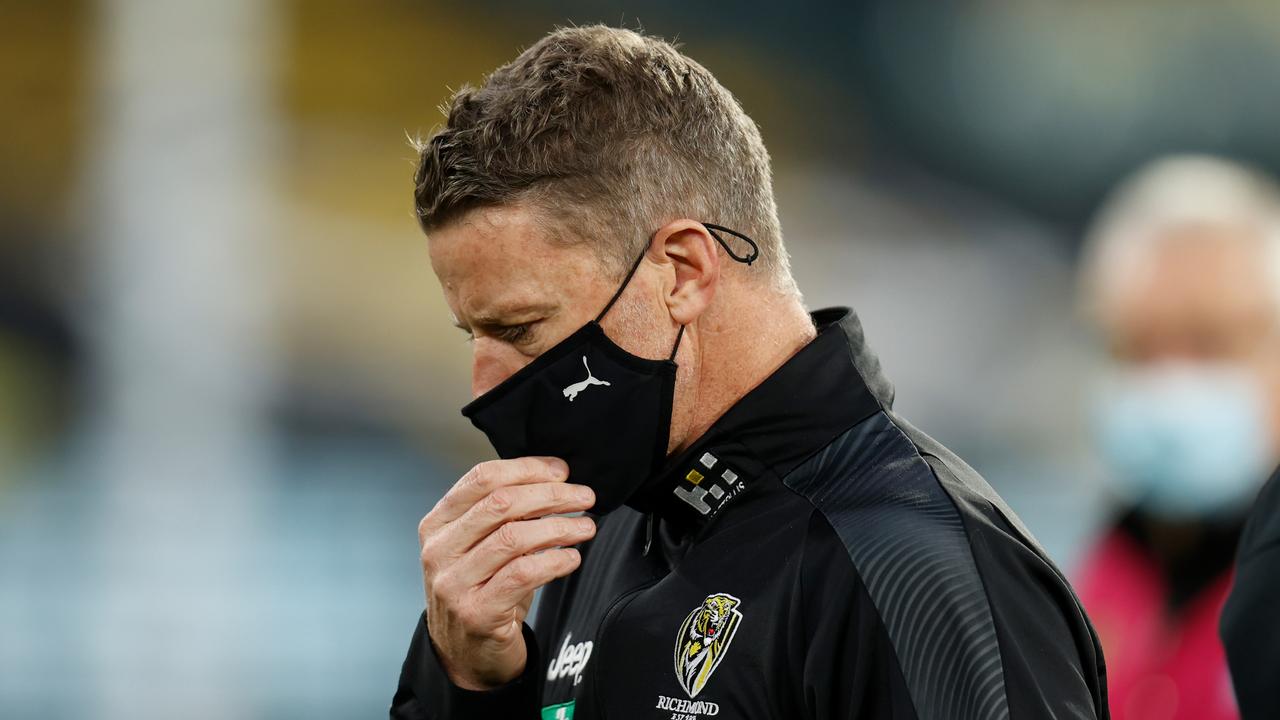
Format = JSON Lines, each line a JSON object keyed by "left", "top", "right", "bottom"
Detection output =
{"left": 428, "top": 204, "right": 673, "bottom": 399}
{"left": 1096, "top": 225, "right": 1276, "bottom": 367}
{"left": 1095, "top": 225, "right": 1280, "bottom": 446}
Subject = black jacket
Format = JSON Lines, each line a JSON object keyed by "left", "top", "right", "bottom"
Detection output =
{"left": 392, "top": 307, "right": 1109, "bottom": 719}
{"left": 1220, "top": 465, "right": 1280, "bottom": 720}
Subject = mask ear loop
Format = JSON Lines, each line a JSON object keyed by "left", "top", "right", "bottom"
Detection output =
{"left": 702, "top": 223, "right": 760, "bottom": 266}
{"left": 660, "top": 221, "right": 757, "bottom": 361}
{"left": 595, "top": 247, "right": 648, "bottom": 324}
{"left": 598, "top": 222, "right": 754, "bottom": 356}
{"left": 599, "top": 223, "right": 758, "bottom": 324}
{"left": 668, "top": 324, "right": 685, "bottom": 362}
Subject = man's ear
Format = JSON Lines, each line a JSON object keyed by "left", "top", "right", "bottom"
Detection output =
{"left": 650, "top": 219, "right": 720, "bottom": 325}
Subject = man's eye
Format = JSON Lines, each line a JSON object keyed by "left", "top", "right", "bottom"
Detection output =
{"left": 495, "top": 323, "right": 533, "bottom": 344}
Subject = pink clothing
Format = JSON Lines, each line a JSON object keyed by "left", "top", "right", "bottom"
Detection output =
{"left": 1076, "top": 530, "right": 1238, "bottom": 720}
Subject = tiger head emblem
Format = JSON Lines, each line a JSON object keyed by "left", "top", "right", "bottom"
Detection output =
{"left": 673, "top": 592, "right": 744, "bottom": 698}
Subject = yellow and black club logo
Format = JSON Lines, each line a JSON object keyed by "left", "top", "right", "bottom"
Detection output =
{"left": 673, "top": 592, "right": 744, "bottom": 698}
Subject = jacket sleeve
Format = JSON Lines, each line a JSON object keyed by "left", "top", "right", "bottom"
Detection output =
{"left": 793, "top": 511, "right": 919, "bottom": 719}
{"left": 390, "top": 612, "right": 542, "bottom": 719}
{"left": 1220, "top": 468, "right": 1280, "bottom": 720}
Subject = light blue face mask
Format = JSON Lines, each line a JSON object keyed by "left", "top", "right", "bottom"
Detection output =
{"left": 1095, "top": 363, "right": 1273, "bottom": 520}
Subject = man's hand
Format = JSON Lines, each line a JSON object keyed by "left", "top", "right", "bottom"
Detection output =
{"left": 418, "top": 456, "right": 597, "bottom": 690}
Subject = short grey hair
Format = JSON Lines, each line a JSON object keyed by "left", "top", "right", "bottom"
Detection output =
{"left": 1081, "top": 154, "right": 1280, "bottom": 317}
{"left": 412, "top": 25, "right": 794, "bottom": 290}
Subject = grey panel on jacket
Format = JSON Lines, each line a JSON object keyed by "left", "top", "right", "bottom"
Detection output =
{"left": 784, "top": 411, "right": 1010, "bottom": 720}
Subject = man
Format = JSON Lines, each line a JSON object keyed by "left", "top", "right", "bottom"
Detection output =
{"left": 1074, "top": 155, "right": 1280, "bottom": 719}
{"left": 393, "top": 26, "right": 1107, "bottom": 719}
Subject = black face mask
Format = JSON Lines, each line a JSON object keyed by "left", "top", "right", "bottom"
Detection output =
{"left": 460, "top": 223, "right": 759, "bottom": 515}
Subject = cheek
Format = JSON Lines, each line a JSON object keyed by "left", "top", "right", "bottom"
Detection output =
{"left": 606, "top": 291, "right": 676, "bottom": 361}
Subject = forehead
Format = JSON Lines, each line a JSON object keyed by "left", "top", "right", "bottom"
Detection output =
{"left": 1098, "top": 225, "right": 1275, "bottom": 331}
{"left": 428, "top": 205, "right": 604, "bottom": 316}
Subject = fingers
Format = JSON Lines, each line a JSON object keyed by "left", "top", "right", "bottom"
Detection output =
{"left": 479, "top": 547, "right": 583, "bottom": 610}
{"left": 419, "top": 457, "right": 570, "bottom": 541}
{"left": 425, "top": 481, "right": 596, "bottom": 564}
{"left": 453, "top": 515, "right": 596, "bottom": 588}
{"left": 416, "top": 457, "right": 590, "bottom": 691}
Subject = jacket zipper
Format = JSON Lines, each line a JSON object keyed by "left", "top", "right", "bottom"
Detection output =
{"left": 589, "top": 578, "right": 661, "bottom": 717}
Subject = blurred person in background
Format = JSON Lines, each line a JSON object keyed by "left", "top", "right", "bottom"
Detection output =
{"left": 1076, "top": 155, "right": 1280, "bottom": 720}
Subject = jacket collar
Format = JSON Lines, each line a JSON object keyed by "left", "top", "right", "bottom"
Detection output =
{"left": 626, "top": 307, "right": 890, "bottom": 529}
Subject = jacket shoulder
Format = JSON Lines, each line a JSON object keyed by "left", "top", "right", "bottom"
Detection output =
{"left": 782, "top": 410, "right": 1011, "bottom": 720}
{"left": 892, "top": 414, "right": 1109, "bottom": 719}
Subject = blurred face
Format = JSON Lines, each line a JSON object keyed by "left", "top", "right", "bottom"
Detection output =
{"left": 1092, "top": 225, "right": 1280, "bottom": 517}
{"left": 1097, "top": 225, "right": 1279, "bottom": 371}
{"left": 1096, "top": 227, "right": 1280, "bottom": 441}
{"left": 428, "top": 204, "right": 676, "bottom": 399}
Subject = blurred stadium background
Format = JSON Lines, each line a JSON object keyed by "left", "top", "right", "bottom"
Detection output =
{"left": 3, "top": 1, "right": 1280, "bottom": 717}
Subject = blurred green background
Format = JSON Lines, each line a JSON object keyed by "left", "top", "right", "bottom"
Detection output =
{"left": 4, "top": 1, "right": 1280, "bottom": 717}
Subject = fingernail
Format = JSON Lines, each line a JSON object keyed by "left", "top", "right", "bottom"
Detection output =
{"left": 577, "top": 517, "right": 596, "bottom": 533}
{"left": 575, "top": 485, "right": 595, "bottom": 502}
{"left": 546, "top": 457, "right": 569, "bottom": 478}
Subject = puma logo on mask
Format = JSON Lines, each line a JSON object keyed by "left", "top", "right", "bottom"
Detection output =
{"left": 563, "top": 356, "right": 611, "bottom": 401}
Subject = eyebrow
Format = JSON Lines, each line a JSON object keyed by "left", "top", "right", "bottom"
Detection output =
{"left": 451, "top": 302, "right": 559, "bottom": 332}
